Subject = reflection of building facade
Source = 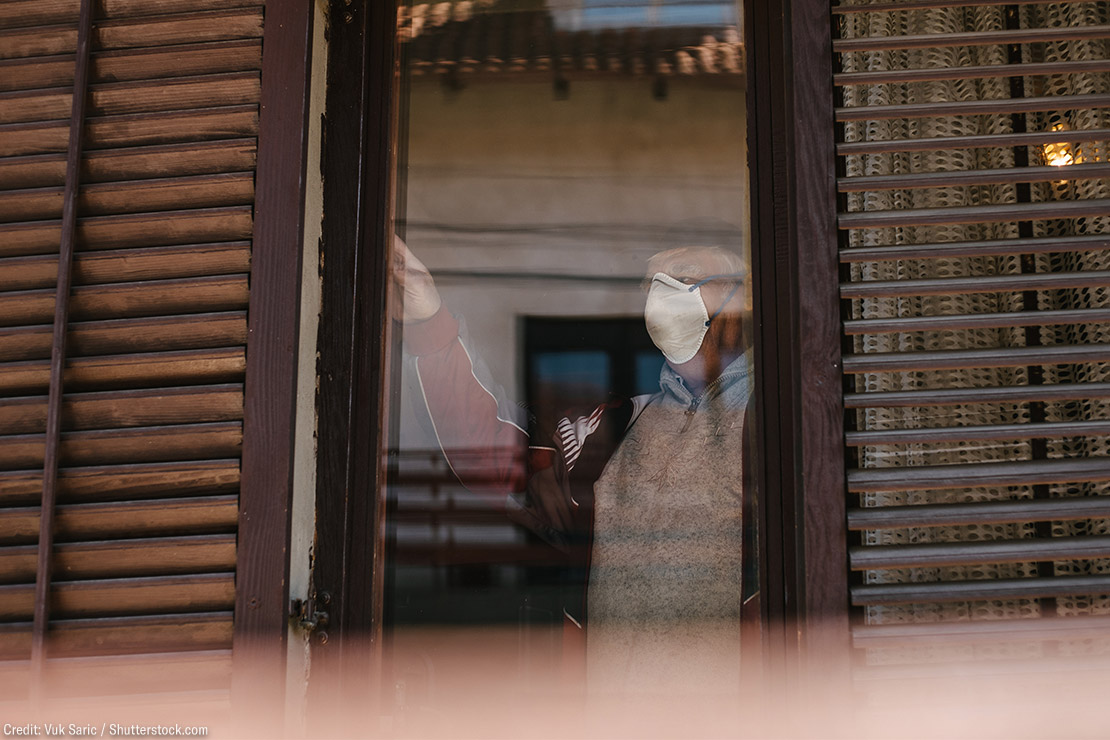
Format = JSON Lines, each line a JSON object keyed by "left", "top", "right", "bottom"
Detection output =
{"left": 1, "top": 0, "right": 1109, "bottom": 727}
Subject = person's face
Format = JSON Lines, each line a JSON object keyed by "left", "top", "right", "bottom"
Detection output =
{"left": 644, "top": 248, "right": 747, "bottom": 323}
{"left": 641, "top": 247, "right": 749, "bottom": 374}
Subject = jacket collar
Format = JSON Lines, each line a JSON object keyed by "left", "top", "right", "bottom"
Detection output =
{"left": 657, "top": 349, "right": 753, "bottom": 408}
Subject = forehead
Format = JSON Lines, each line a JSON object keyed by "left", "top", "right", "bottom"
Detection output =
{"left": 647, "top": 247, "right": 729, "bottom": 278}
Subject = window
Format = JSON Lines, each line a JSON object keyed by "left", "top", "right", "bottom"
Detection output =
{"left": 384, "top": 0, "right": 759, "bottom": 710}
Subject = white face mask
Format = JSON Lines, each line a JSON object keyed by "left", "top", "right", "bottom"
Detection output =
{"left": 644, "top": 271, "right": 747, "bottom": 365}
{"left": 644, "top": 273, "right": 710, "bottom": 365}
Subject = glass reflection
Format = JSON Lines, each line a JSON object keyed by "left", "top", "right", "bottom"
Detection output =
{"left": 387, "top": 0, "right": 753, "bottom": 704}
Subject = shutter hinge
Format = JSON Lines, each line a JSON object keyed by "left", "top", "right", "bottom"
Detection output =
{"left": 290, "top": 592, "right": 330, "bottom": 644}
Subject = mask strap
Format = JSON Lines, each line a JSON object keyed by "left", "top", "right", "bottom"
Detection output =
{"left": 689, "top": 273, "right": 746, "bottom": 328}
{"left": 704, "top": 281, "right": 743, "bottom": 327}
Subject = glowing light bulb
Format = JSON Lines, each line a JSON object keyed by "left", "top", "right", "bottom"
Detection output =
{"left": 1043, "top": 123, "right": 1074, "bottom": 167}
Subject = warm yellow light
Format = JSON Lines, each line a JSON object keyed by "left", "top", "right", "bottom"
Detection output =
{"left": 1043, "top": 122, "right": 1075, "bottom": 167}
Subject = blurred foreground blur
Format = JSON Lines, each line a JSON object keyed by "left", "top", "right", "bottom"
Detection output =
{"left": 3, "top": 624, "right": 1110, "bottom": 739}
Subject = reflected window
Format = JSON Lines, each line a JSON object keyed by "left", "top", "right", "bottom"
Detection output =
{"left": 386, "top": 0, "right": 755, "bottom": 707}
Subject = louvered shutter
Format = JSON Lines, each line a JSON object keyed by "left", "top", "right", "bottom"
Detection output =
{"left": 834, "top": 0, "right": 1110, "bottom": 677}
{"left": 0, "top": 0, "right": 261, "bottom": 704}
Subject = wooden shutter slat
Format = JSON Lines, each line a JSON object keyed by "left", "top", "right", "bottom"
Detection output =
{"left": 839, "top": 199, "right": 1110, "bottom": 229}
{"left": 851, "top": 616, "right": 1110, "bottom": 648}
{"left": 0, "top": 275, "right": 249, "bottom": 327}
{"left": 0, "top": 535, "right": 236, "bottom": 583}
{"left": 833, "top": 25, "right": 1110, "bottom": 52}
{"left": 1, "top": 278, "right": 236, "bottom": 329}
{"left": 847, "top": 420, "right": 1110, "bottom": 446}
{"left": 836, "top": 59, "right": 1110, "bottom": 86}
{"left": 848, "top": 458, "right": 1110, "bottom": 493}
{"left": 88, "top": 138, "right": 257, "bottom": 183}
{"left": 0, "top": 0, "right": 263, "bottom": 30}
{"left": 0, "top": 347, "right": 246, "bottom": 395}
{"left": 79, "top": 207, "right": 254, "bottom": 251}
{"left": 838, "top": 128, "right": 1110, "bottom": 156}
{"left": 2, "top": 152, "right": 66, "bottom": 188}
{"left": 0, "top": 55, "right": 73, "bottom": 93}
{"left": 838, "top": 163, "right": 1110, "bottom": 193}
{"left": 833, "top": 0, "right": 1100, "bottom": 14}
{"left": 852, "top": 576, "right": 1110, "bottom": 607}
{"left": 93, "top": 39, "right": 261, "bottom": 84}
{"left": 0, "top": 207, "right": 253, "bottom": 258}
{"left": 0, "top": 10, "right": 263, "bottom": 60}
{"left": 0, "top": 312, "right": 247, "bottom": 363}
{"left": 0, "top": 1, "right": 76, "bottom": 29}
{"left": 1, "top": 72, "right": 260, "bottom": 125}
{"left": 0, "top": 243, "right": 252, "bottom": 292}
{"left": 844, "top": 308, "right": 1110, "bottom": 335}
{"left": 0, "top": 613, "right": 233, "bottom": 659}
{"left": 89, "top": 72, "right": 260, "bottom": 117}
{"left": 99, "top": 0, "right": 263, "bottom": 20}
{"left": 0, "top": 574, "right": 236, "bottom": 621}
{"left": 0, "top": 120, "right": 69, "bottom": 157}
{"left": 0, "top": 422, "right": 243, "bottom": 469}
{"left": 836, "top": 94, "right": 1110, "bottom": 122}
{"left": 848, "top": 498, "right": 1110, "bottom": 530}
{"left": 839, "top": 234, "right": 1110, "bottom": 262}
{"left": 844, "top": 345, "right": 1110, "bottom": 374}
{"left": 849, "top": 536, "right": 1110, "bottom": 570}
{"left": 0, "top": 139, "right": 257, "bottom": 190}
{"left": 0, "top": 385, "right": 243, "bottom": 435}
{"left": 0, "top": 25, "right": 77, "bottom": 61}
{"left": 0, "top": 172, "right": 255, "bottom": 222}
{"left": 84, "top": 104, "right": 258, "bottom": 149}
{"left": 0, "top": 105, "right": 257, "bottom": 157}
{"left": 1, "top": 495, "right": 238, "bottom": 545}
{"left": 0, "top": 86, "right": 70, "bottom": 125}
{"left": 70, "top": 274, "right": 249, "bottom": 321}
{"left": 0, "top": 40, "right": 262, "bottom": 94}
{"left": 0, "top": 292, "right": 53, "bottom": 328}
{"left": 0, "top": 460, "right": 240, "bottom": 507}
{"left": 0, "top": 326, "right": 54, "bottom": 361}
{"left": 95, "top": 9, "right": 263, "bottom": 52}
{"left": 0, "top": 73, "right": 260, "bottom": 126}
{"left": 844, "top": 382, "right": 1110, "bottom": 409}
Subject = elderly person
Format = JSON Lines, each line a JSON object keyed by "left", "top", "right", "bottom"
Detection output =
{"left": 395, "top": 234, "right": 754, "bottom": 694}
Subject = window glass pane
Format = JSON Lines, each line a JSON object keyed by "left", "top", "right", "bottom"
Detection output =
{"left": 387, "top": 0, "right": 755, "bottom": 707}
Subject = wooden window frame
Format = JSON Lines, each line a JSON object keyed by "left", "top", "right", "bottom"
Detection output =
{"left": 309, "top": 0, "right": 848, "bottom": 708}
{"left": 232, "top": 0, "right": 315, "bottom": 710}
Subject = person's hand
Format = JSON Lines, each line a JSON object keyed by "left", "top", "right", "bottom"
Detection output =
{"left": 392, "top": 235, "right": 442, "bottom": 322}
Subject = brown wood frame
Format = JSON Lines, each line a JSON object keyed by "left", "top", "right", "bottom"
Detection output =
{"left": 743, "top": 0, "right": 849, "bottom": 681}
{"left": 787, "top": 0, "right": 851, "bottom": 664}
{"left": 309, "top": 0, "right": 851, "bottom": 708}
{"left": 308, "top": 0, "right": 398, "bottom": 717}
{"left": 233, "top": 0, "right": 315, "bottom": 708}
{"left": 32, "top": 0, "right": 94, "bottom": 688}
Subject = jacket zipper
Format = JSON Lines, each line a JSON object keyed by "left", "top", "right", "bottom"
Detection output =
{"left": 680, "top": 375, "right": 727, "bottom": 433}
